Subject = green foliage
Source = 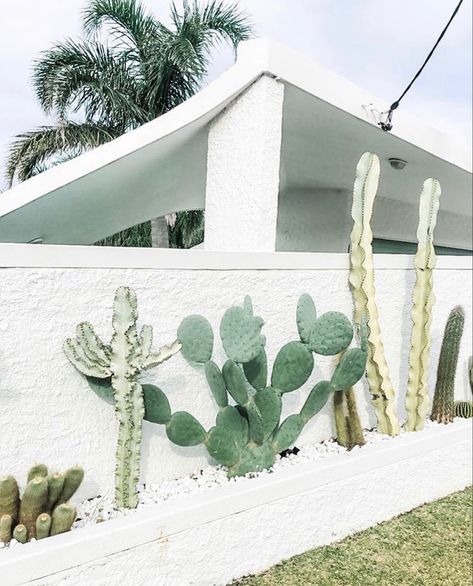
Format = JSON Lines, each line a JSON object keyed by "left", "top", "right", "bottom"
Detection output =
{"left": 7, "top": 0, "right": 252, "bottom": 248}
{"left": 0, "top": 465, "right": 84, "bottom": 544}
{"left": 155, "top": 294, "right": 368, "bottom": 478}
{"left": 64, "top": 286, "right": 181, "bottom": 508}
{"left": 431, "top": 306, "right": 465, "bottom": 424}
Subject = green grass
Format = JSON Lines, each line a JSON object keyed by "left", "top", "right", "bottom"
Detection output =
{"left": 236, "top": 487, "right": 472, "bottom": 586}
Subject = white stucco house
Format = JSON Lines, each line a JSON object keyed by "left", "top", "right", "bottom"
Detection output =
{"left": 0, "top": 39, "right": 471, "bottom": 586}
{"left": 0, "top": 38, "right": 471, "bottom": 253}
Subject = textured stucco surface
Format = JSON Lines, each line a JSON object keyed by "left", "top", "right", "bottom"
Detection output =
{"left": 24, "top": 436, "right": 472, "bottom": 586}
{"left": 204, "top": 76, "right": 284, "bottom": 252}
{"left": 0, "top": 264, "right": 471, "bottom": 503}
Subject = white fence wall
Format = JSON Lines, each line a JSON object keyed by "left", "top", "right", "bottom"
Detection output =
{"left": 0, "top": 244, "right": 471, "bottom": 502}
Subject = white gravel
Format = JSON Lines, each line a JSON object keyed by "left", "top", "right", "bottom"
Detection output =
{"left": 1, "top": 418, "right": 468, "bottom": 551}
{"left": 72, "top": 419, "right": 465, "bottom": 528}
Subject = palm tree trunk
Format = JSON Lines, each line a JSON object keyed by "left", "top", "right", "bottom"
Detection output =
{"left": 150, "top": 216, "right": 169, "bottom": 248}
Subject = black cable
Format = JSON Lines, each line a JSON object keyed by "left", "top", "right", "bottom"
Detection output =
{"left": 379, "top": 0, "right": 465, "bottom": 131}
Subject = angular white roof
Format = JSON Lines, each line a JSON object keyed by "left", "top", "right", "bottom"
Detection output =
{"left": 0, "top": 38, "right": 471, "bottom": 246}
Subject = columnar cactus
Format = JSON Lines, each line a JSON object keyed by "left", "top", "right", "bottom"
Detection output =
{"left": 332, "top": 322, "right": 368, "bottom": 449}
{"left": 454, "top": 401, "right": 473, "bottom": 418}
{"left": 0, "top": 464, "right": 83, "bottom": 544}
{"left": 64, "top": 287, "right": 181, "bottom": 509}
{"left": 349, "top": 152, "right": 400, "bottom": 437}
{"left": 146, "top": 295, "right": 368, "bottom": 478}
{"left": 405, "top": 178, "right": 441, "bottom": 431}
{"left": 430, "top": 306, "right": 465, "bottom": 424}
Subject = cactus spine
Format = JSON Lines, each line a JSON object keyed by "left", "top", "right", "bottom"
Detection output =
{"left": 64, "top": 287, "right": 181, "bottom": 509}
{"left": 430, "top": 306, "right": 465, "bottom": 424}
{"left": 153, "top": 295, "right": 368, "bottom": 478}
{"left": 405, "top": 178, "right": 441, "bottom": 431}
{"left": 349, "top": 152, "right": 399, "bottom": 436}
{"left": 0, "top": 465, "right": 83, "bottom": 544}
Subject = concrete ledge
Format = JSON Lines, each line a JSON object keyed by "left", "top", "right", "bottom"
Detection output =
{"left": 1, "top": 421, "right": 471, "bottom": 586}
{"left": 0, "top": 243, "right": 471, "bottom": 270}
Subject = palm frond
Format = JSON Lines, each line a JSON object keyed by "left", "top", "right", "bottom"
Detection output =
{"left": 169, "top": 209, "right": 204, "bottom": 248}
{"left": 33, "top": 39, "right": 145, "bottom": 126}
{"left": 171, "top": 0, "right": 253, "bottom": 55}
{"left": 6, "top": 122, "right": 116, "bottom": 186}
{"left": 83, "top": 0, "right": 159, "bottom": 57}
{"left": 96, "top": 220, "right": 151, "bottom": 246}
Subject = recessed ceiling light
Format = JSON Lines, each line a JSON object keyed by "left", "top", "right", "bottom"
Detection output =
{"left": 388, "top": 158, "right": 408, "bottom": 170}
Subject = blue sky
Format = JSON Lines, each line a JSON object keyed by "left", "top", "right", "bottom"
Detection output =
{"left": 0, "top": 0, "right": 471, "bottom": 190}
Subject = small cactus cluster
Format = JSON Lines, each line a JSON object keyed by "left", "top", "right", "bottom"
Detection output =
{"left": 0, "top": 464, "right": 84, "bottom": 544}
{"left": 64, "top": 287, "right": 181, "bottom": 509}
{"left": 431, "top": 306, "right": 465, "bottom": 424}
{"left": 142, "top": 294, "right": 368, "bottom": 478}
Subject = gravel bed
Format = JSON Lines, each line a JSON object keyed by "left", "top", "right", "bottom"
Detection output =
{"left": 1, "top": 419, "right": 468, "bottom": 551}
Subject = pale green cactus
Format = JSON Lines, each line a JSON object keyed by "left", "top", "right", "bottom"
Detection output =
{"left": 64, "top": 287, "right": 181, "bottom": 508}
{"left": 153, "top": 295, "right": 368, "bottom": 477}
{"left": 405, "top": 178, "right": 441, "bottom": 431}
{"left": 349, "top": 152, "right": 400, "bottom": 436}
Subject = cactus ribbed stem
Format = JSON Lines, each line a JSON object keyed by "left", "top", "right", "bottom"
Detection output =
{"left": 333, "top": 391, "right": 350, "bottom": 448}
{"left": 431, "top": 306, "right": 465, "bottom": 424}
{"left": 345, "top": 388, "right": 365, "bottom": 447}
{"left": 349, "top": 152, "right": 399, "bottom": 437}
{"left": 406, "top": 178, "right": 441, "bottom": 431}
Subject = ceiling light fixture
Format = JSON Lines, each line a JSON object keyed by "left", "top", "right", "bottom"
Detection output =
{"left": 388, "top": 158, "right": 408, "bottom": 171}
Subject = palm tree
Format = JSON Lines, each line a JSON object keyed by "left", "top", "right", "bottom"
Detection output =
{"left": 6, "top": 0, "right": 252, "bottom": 247}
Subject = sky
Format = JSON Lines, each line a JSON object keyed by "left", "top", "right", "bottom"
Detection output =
{"left": 0, "top": 0, "right": 471, "bottom": 191}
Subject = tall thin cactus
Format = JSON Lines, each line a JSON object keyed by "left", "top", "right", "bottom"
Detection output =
{"left": 405, "top": 179, "right": 441, "bottom": 431}
{"left": 431, "top": 306, "right": 465, "bottom": 423}
{"left": 64, "top": 287, "right": 181, "bottom": 508}
{"left": 349, "top": 152, "right": 399, "bottom": 436}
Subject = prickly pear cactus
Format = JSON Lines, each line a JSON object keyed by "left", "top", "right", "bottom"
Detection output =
{"left": 0, "top": 464, "right": 84, "bottom": 544}
{"left": 155, "top": 295, "right": 367, "bottom": 478}
{"left": 405, "top": 178, "right": 441, "bottom": 431}
{"left": 430, "top": 306, "right": 465, "bottom": 424}
{"left": 64, "top": 287, "right": 181, "bottom": 508}
{"left": 349, "top": 152, "right": 399, "bottom": 437}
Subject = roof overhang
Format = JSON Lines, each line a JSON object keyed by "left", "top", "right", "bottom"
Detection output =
{"left": 0, "top": 38, "right": 471, "bottom": 245}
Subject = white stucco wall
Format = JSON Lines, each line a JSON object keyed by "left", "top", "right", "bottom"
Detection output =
{"left": 204, "top": 76, "right": 285, "bottom": 252}
{"left": 0, "top": 247, "right": 471, "bottom": 503}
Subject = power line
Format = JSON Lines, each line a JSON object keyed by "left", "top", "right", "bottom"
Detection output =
{"left": 379, "top": 0, "right": 465, "bottom": 132}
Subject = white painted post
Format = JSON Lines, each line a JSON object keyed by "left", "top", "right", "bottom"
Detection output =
{"left": 204, "top": 75, "right": 285, "bottom": 252}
